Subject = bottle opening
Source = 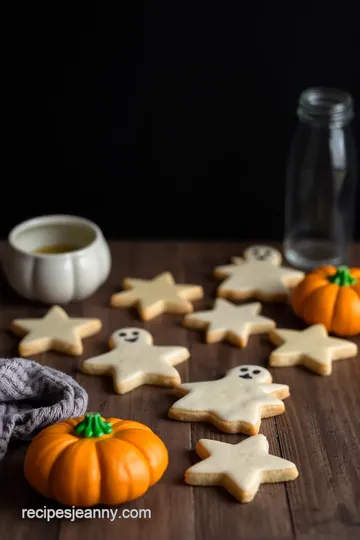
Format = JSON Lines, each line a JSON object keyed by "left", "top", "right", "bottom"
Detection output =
{"left": 297, "top": 87, "right": 354, "bottom": 127}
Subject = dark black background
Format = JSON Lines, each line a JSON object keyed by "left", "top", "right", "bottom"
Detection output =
{"left": 5, "top": 2, "right": 360, "bottom": 240}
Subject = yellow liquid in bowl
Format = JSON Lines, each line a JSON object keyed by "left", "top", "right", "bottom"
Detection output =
{"left": 33, "top": 244, "right": 80, "bottom": 254}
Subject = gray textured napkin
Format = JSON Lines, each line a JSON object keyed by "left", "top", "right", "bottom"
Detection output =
{"left": 0, "top": 357, "right": 88, "bottom": 460}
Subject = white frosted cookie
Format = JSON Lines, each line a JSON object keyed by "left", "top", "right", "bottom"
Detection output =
{"left": 81, "top": 327, "right": 190, "bottom": 394}
{"left": 10, "top": 305, "right": 102, "bottom": 357}
{"left": 214, "top": 245, "right": 304, "bottom": 302}
{"left": 168, "top": 365, "right": 290, "bottom": 435}
{"left": 110, "top": 271, "right": 204, "bottom": 320}
{"left": 183, "top": 298, "right": 275, "bottom": 347}
{"left": 269, "top": 324, "right": 358, "bottom": 376}
{"left": 185, "top": 435, "right": 299, "bottom": 503}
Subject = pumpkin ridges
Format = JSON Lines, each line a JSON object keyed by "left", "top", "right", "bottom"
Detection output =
{"left": 96, "top": 438, "right": 150, "bottom": 504}
{"left": 290, "top": 265, "right": 360, "bottom": 337}
{"left": 24, "top": 415, "right": 169, "bottom": 507}
{"left": 312, "top": 266, "right": 337, "bottom": 277}
{"left": 24, "top": 435, "right": 76, "bottom": 498}
{"left": 291, "top": 276, "right": 329, "bottom": 317}
{"left": 301, "top": 282, "right": 340, "bottom": 330}
{"left": 332, "top": 287, "right": 360, "bottom": 336}
{"left": 349, "top": 268, "right": 360, "bottom": 279}
{"left": 351, "top": 282, "right": 360, "bottom": 297}
{"left": 95, "top": 439, "right": 130, "bottom": 504}
{"left": 110, "top": 419, "right": 153, "bottom": 434}
{"left": 66, "top": 417, "right": 84, "bottom": 427}
{"left": 104, "top": 418, "right": 123, "bottom": 430}
{"left": 49, "top": 439, "right": 101, "bottom": 507}
{"left": 115, "top": 429, "right": 168, "bottom": 486}
{"left": 30, "top": 422, "right": 78, "bottom": 444}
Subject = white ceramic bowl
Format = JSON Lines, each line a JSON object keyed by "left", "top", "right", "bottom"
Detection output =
{"left": 3, "top": 215, "right": 112, "bottom": 304}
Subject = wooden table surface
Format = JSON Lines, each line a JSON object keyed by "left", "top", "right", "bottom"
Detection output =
{"left": 0, "top": 241, "right": 359, "bottom": 540}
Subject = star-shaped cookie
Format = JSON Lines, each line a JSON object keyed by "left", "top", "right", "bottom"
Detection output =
{"left": 268, "top": 324, "right": 358, "bottom": 376}
{"left": 185, "top": 435, "right": 299, "bottom": 503}
{"left": 168, "top": 365, "right": 290, "bottom": 434}
{"left": 183, "top": 299, "right": 276, "bottom": 347}
{"left": 81, "top": 327, "right": 190, "bottom": 394}
{"left": 213, "top": 245, "right": 304, "bottom": 302}
{"left": 110, "top": 271, "right": 204, "bottom": 320}
{"left": 10, "top": 305, "right": 102, "bottom": 357}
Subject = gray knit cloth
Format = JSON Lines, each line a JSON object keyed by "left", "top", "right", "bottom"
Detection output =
{"left": 0, "top": 357, "right": 88, "bottom": 461}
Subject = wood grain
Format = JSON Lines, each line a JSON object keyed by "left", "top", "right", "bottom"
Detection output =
{"left": 0, "top": 241, "right": 359, "bottom": 540}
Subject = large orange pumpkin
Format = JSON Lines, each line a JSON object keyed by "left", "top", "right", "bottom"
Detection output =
{"left": 24, "top": 413, "right": 168, "bottom": 507}
{"left": 291, "top": 265, "right": 360, "bottom": 336}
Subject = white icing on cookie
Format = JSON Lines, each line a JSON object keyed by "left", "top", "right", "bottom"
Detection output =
{"left": 230, "top": 364, "right": 271, "bottom": 383}
{"left": 269, "top": 324, "right": 358, "bottom": 376}
{"left": 10, "top": 305, "right": 102, "bottom": 357}
{"left": 81, "top": 327, "right": 190, "bottom": 394}
{"left": 185, "top": 435, "right": 299, "bottom": 503}
{"left": 169, "top": 365, "right": 289, "bottom": 431}
{"left": 183, "top": 299, "right": 275, "bottom": 347}
{"left": 214, "top": 245, "right": 304, "bottom": 302}
{"left": 243, "top": 245, "right": 282, "bottom": 265}
{"left": 110, "top": 327, "right": 153, "bottom": 347}
{"left": 110, "top": 271, "right": 204, "bottom": 320}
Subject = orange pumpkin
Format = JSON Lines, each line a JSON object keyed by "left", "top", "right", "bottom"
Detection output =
{"left": 24, "top": 412, "right": 168, "bottom": 507}
{"left": 291, "top": 265, "right": 360, "bottom": 336}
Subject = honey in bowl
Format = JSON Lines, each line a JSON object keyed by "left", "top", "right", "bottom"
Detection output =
{"left": 33, "top": 244, "right": 80, "bottom": 254}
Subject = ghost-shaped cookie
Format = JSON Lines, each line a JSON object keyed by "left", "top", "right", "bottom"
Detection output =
{"left": 81, "top": 327, "right": 190, "bottom": 394}
{"left": 168, "top": 365, "right": 290, "bottom": 435}
{"left": 214, "top": 244, "right": 304, "bottom": 302}
{"left": 243, "top": 245, "right": 282, "bottom": 265}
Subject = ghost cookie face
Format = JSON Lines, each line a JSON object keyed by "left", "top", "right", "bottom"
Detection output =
{"left": 81, "top": 327, "right": 190, "bottom": 394}
{"left": 109, "top": 327, "right": 153, "bottom": 348}
{"left": 214, "top": 244, "right": 304, "bottom": 302}
{"left": 168, "top": 364, "right": 290, "bottom": 435}
{"left": 243, "top": 245, "right": 282, "bottom": 265}
{"left": 236, "top": 365, "right": 271, "bottom": 383}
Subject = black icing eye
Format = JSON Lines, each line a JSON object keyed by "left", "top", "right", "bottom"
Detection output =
{"left": 132, "top": 331, "right": 139, "bottom": 336}
{"left": 253, "top": 369, "right": 261, "bottom": 375}
{"left": 119, "top": 332, "right": 127, "bottom": 337}
{"left": 239, "top": 367, "right": 248, "bottom": 372}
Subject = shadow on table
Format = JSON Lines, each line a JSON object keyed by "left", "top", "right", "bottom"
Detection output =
{"left": 0, "top": 443, "right": 51, "bottom": 512}
{"left": 0, "top": 271, "right": 43, "bottom": 308}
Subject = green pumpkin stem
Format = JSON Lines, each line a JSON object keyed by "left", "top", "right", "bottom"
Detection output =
{"left": 74, "top": 413, "right": 113, "bottom": 438}
{"left": 328, "top": 265, "right": 357, "bottom": 286}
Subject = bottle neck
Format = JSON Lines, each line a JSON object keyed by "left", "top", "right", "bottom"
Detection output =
{"left": 297, "top": 87, "right": 354, "bottom": 129}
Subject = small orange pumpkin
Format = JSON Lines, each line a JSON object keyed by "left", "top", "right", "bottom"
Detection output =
{"left": 291, "top": 265, "right": 360, "bottom": 336}
{"left": 24, "top": 412, "right": 168, "bottom": 507}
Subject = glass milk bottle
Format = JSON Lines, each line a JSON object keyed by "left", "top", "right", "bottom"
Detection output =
{"left": 283, "top": 87, "right": 357, "bottom": 270}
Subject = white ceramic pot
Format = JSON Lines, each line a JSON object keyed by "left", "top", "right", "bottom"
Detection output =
{"left": 3, "top": 215, "right": 112, "bottom": 304}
